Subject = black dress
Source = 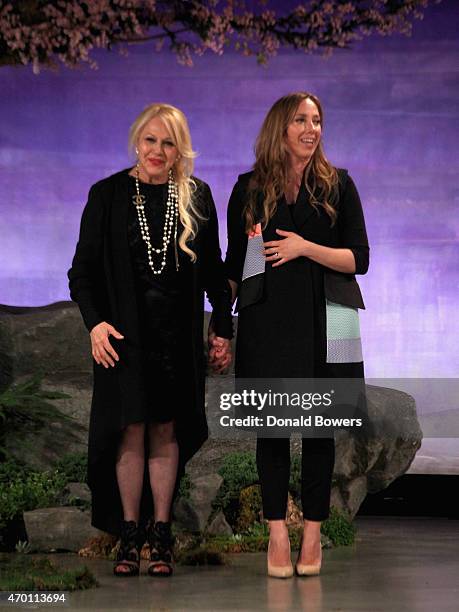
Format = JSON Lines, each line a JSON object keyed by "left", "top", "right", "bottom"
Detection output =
{"left": 68, "top": 169, "right": 233, "bottom": 534}
{"left": 127, "top": 177, "right": 192, "bottom": 423}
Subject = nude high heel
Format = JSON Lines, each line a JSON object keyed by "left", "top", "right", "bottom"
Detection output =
{"left": 267, "top": 539, "right": 294, "bottom": 578}
{"left": 295, "top": 544, "right": 322, "bottom": 576}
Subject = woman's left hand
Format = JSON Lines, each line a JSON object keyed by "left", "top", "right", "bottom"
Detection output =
{"left": 264, "top": 229, "right": 307, "bottom": 267}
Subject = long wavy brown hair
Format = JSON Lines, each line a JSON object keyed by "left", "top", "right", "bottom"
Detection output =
{"left": 245, "top": 92, "right": 338, "bottom": 232}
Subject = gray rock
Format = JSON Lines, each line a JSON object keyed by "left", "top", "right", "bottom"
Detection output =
{"left": 1, "top": 302, "right": 423, "bottom": 520}
{"left": 320, "top": 534, "right": 333, "bottom": 549}
{"left": 1, "top": 380, "right": 90, "bottom": 471}
{"left": 63, "top": 482, "right": 91, "bottom": 505}
{"left": 173, "top": 473, "right": 225, "bottom": 533}
{"left": 345, "top": 476, "right": 368, "bottom": 515}
{"left": 206, "top": 511, "right": 233, "bottom": 536}
{"left": 329, "top": 486, "right": 346, "bottom": 513}
{"left": 189, "top": 473, "right": 223, "bottom": 531}
{"left": 328, "top": 384, "right": 423, "bottom": 518}
{"left": 23, "top": 507, "right": 102, "bottom": 552}
{"left": 0, "top": 302, "right": 92, "bottom": 470}
{"left": 0, "top": 302, "right": 92, "bottom": 390}
{"left": 173, "top": 497, "right": 201, "bottom": 533}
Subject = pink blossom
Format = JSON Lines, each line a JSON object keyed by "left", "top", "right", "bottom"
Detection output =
{"left": 0, "top": 0, "right": 440, "bottom": 71}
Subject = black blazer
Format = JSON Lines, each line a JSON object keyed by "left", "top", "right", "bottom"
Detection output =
{"left": 225, "top": 168, "right": 369, "bottom": 311}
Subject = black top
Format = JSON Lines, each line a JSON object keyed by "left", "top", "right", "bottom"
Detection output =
{"left": 127, "top": 176, "right": 191, "bottom": 296}
{"left": 287, "top": 200, "right": 297, "bottom": 219}
{"left": 69, "top": 168, "right": 233, "bottom": 340}
{"left": 225, "top": 169, "right": 370, "bottom": 287}
{"left": 224, "top": 168, "right": 369, "bottom": 379}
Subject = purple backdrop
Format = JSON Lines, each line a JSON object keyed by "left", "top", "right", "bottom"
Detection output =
{"left": 0, "top": 1, "right": 457, "bottom": 378}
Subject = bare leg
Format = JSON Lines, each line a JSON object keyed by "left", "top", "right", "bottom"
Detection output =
{"left": 115, "top": 422, "right": 145, "bottom": 573}
{"left": 147, "top": 420, "right": 179, "bottom": 523}
{"left": 298, "top": 519, "right": 322, "bottom": 565}
{"left": 268, "top": 519, "right": 291, "bottom": 566}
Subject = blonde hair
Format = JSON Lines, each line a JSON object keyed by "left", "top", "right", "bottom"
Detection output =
{"left": 129, "top": 103, "right": 204, "bottom": 262}
{"left": 245, "top": 92, "right": 338, "bottom": 232}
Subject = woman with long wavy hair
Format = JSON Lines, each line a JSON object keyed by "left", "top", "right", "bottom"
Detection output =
{"left": 225, "top": 93, "right": 369, "bottom": 578}
{"left": 68, "top": 103, "right": 232, "bottom": 577}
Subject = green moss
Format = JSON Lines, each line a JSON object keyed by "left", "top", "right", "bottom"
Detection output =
{"left": 177, "top": 548, "right": 226, "bottom": 566}
{"left": 177, "top": 472, "right": 192, "bottom": 500}
{"left": 0, "top": 555, "right": 98, "bottom": 591}
{"left": 174, "top": 509, "right": 355, "bottom": 564}
{"left": 321, "top": 506, "right": 356, "bottom": 546}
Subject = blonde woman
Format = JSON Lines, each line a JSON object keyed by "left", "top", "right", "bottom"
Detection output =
{"left": 68, "top": 103, "right": 232, "bottom": 577}
{"left": 225, "top": 93, "right": 369, "bottom": 577}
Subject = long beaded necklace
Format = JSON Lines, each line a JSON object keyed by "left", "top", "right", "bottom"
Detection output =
{"left": 132, "top": 165, "right": 179, "bottom": 275}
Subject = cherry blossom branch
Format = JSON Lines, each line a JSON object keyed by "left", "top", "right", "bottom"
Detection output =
{"left": 0, "top": 0, "right": 442, "bottom": 73}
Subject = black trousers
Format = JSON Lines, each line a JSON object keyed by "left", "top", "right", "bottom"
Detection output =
{"left": 256, "top": 436, "right": 335, "bottom": 521}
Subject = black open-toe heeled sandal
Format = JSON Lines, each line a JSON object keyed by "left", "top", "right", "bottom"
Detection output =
{"left": 113, "top": 520, "right": 144, "bottom": 577}
{"left": 147, "top": 521, "right": 174, "bottom": 577}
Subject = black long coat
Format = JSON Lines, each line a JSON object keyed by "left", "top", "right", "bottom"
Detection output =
{"left": 68, "top": 169, "right": 232, "bottom": 535}
{"left": 225, "top": 168, "right": 369, "bottom": 381}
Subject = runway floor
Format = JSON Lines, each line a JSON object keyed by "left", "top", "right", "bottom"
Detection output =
{"left": 4, "top": 516, "right": 458, "bottom": 612}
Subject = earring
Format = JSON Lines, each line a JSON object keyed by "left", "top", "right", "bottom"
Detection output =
{"left": 135, "top": 147, "right": 139, "bottom": 156}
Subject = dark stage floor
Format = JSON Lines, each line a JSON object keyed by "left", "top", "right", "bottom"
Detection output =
{"left": 7, "top": 516, "right": 457, "bottom": 612}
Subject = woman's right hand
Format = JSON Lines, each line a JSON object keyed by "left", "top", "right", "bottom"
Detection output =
{"left": 90, "top": 322, "right": 124, "bottom": 368}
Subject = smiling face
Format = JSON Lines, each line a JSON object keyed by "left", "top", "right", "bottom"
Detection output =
{"left": 135, "top": 116, "right": 179, "bottom": 183}
{"left": 284, "top": 97, "right": 322, "bottom": 166}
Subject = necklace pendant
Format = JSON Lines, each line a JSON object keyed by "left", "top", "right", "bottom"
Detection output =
{"left": 133, "top": 167, "right": 179, "bottom": 276}
{"left": 132, "top": 193, "right": 146, "bottom": 207}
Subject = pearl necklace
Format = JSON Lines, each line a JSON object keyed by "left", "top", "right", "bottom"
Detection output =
{"left": 132, "top": 165, "right": 179, "bottom": 275}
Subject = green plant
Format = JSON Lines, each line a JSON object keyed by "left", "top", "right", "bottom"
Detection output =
{"left": 0, "top": 470, "right": 66, "bottom": 530}
{"left": 14, "top": 540, "right": 31, "bottom": 554}
{"left": 0, "top": 459, "right": 27, "bottom": 484}
{"left": 236, "top": 484, "right": 262, "bottom": 532}
{"left": 321, "top": 506, "right": 356, "bottom": 547}
{"left": 213, "top": 452, "right": 258, "bottom": 526}
{"left": 0, "top": 374, "right": 76, "bottom": 459}
{"left": 54, "top": 453, "right": 87, "bottom": 484}
{"left": 242, "top": 521, "right": 269, "bottom": 538}
{"left": 0, "top": 555, "right": 98, "bottom": 591}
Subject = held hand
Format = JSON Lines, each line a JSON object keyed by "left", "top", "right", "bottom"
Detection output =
{"left": 264, "top": 229, "right": 308, "bottom": 267}
{"left": 208, "top": 332, "right": 232, "bottom": 374}
{"left": 90, "top": 322, "right": 124, "bottom": 368}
